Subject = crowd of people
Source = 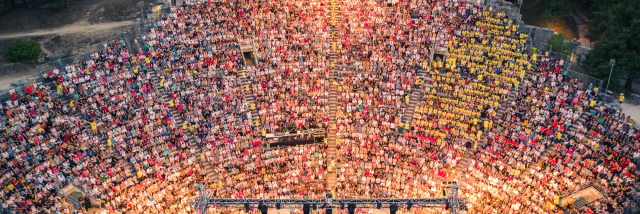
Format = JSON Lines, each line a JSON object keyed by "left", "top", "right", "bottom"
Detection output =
{"left": 0, "top": 0, "right": 638, "bottom": 213}
{"left": 455, "top": 55, "right": 639, "bottom": 214}
{"left": 241, "top": 0, "right": 332, "bottom": 134}
{"left": 333, "top": 0, "right": 456, "bottom": 200}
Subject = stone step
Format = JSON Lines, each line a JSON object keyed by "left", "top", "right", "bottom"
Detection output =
{"left": 573, "top": 198, "right": 588, "bottom": 209}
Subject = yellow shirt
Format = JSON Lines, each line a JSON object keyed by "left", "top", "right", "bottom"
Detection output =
{"left": 557, "top": 132, "right": 563, "bottom": 139}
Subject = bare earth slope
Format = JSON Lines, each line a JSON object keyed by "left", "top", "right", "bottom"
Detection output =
{"left": 0, "top": 20, "right": 132, "bottom": 39}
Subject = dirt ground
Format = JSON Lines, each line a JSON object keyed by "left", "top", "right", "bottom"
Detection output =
{"left": 0, "top": 0, "right": 143, "bottom": 56}
{"left": 40, "top": 25, "right": 136, "bottom": 56}
{"left": 0, "top": 20, "right": 133, "bottom": 40}
{"left": 88, "top": 0, "right": 144, "bottom": 24}
{"left": 0, "top": 0, "right": 142, "bottom": 34}
{"left": 0, "top": 0, "right": 144, "bottom": 89}
{"left": 0, "top": 63, "right": 40, "bottom": 91}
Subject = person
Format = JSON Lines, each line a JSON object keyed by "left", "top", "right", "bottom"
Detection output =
{"left": 1, "top": 1, "right": 639, "bottom": 213}
{"left": 566, "top": 197, "right": 574, "bottom": 209}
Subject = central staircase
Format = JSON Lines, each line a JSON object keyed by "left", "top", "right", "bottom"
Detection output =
{"left": 400, "top": 69, "right": 431, "bottom": 124}
{"left": 325, "top": 0, "right": 341, "bottom": 194}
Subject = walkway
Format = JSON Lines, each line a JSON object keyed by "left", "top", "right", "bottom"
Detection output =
{"left": 400, "top": 69, "right": 431, "bottom": 125}
{"left": 326, "top": 0, "right": 341, "bottom": 195}
{"left": 0, "top": 20, "right": 132, "bottom": 39}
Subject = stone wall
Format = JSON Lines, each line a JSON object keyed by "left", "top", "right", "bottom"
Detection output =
{"left": 517, "top": 24, "right": 555, "bottom": 52}
{"left": 485, "top": 0, "right": 521, "bottom": 22}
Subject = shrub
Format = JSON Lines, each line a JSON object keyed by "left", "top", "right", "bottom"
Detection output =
{"left": 3, "top": 40, "right": 42, "bottom": 62}
{"left": 546, "top": 32, "right": 569, "bottom": 55}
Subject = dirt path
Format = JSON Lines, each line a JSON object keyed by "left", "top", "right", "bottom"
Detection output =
{"left": 570, "top": 2, "right": 593, "bottom": 45}
{"left": 0, "top": 63, "right": 39, "bottom": 91}
{"left": 0, "top": 20, "right": 133, "bottom": 39}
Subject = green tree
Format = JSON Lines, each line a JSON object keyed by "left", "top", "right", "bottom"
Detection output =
{"left": 3, "top": 40, "right": 42, "bottom": 63}
{"left": 586, "top": 0, "right": 640, "bottom": 91}
{"left": 547, "top": 33, "right": 569, "bottom": 55}
{"left": 0, "top": 0, "right": 11, "bottom": 7}
{"left": 521, "top": 0, "right": 571, "bottom": 25}
{"left": 547, "top": 0, "right": 572, "bottom": 17}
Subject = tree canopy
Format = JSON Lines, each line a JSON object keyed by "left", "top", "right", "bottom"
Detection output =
{"left": 521, "top": 0, "right": 572, "bottom": 22}
{"left": 519, "top": 0, "right": 575, "bottom": 38}
{"left": 586, "top": 0, "right": 640, "bottom": 91}
{"left": 546, "top": 32, "right": 570, "bottom": 55}
{"left": 3, "top": 40, "right": 41, "bottom": 63}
